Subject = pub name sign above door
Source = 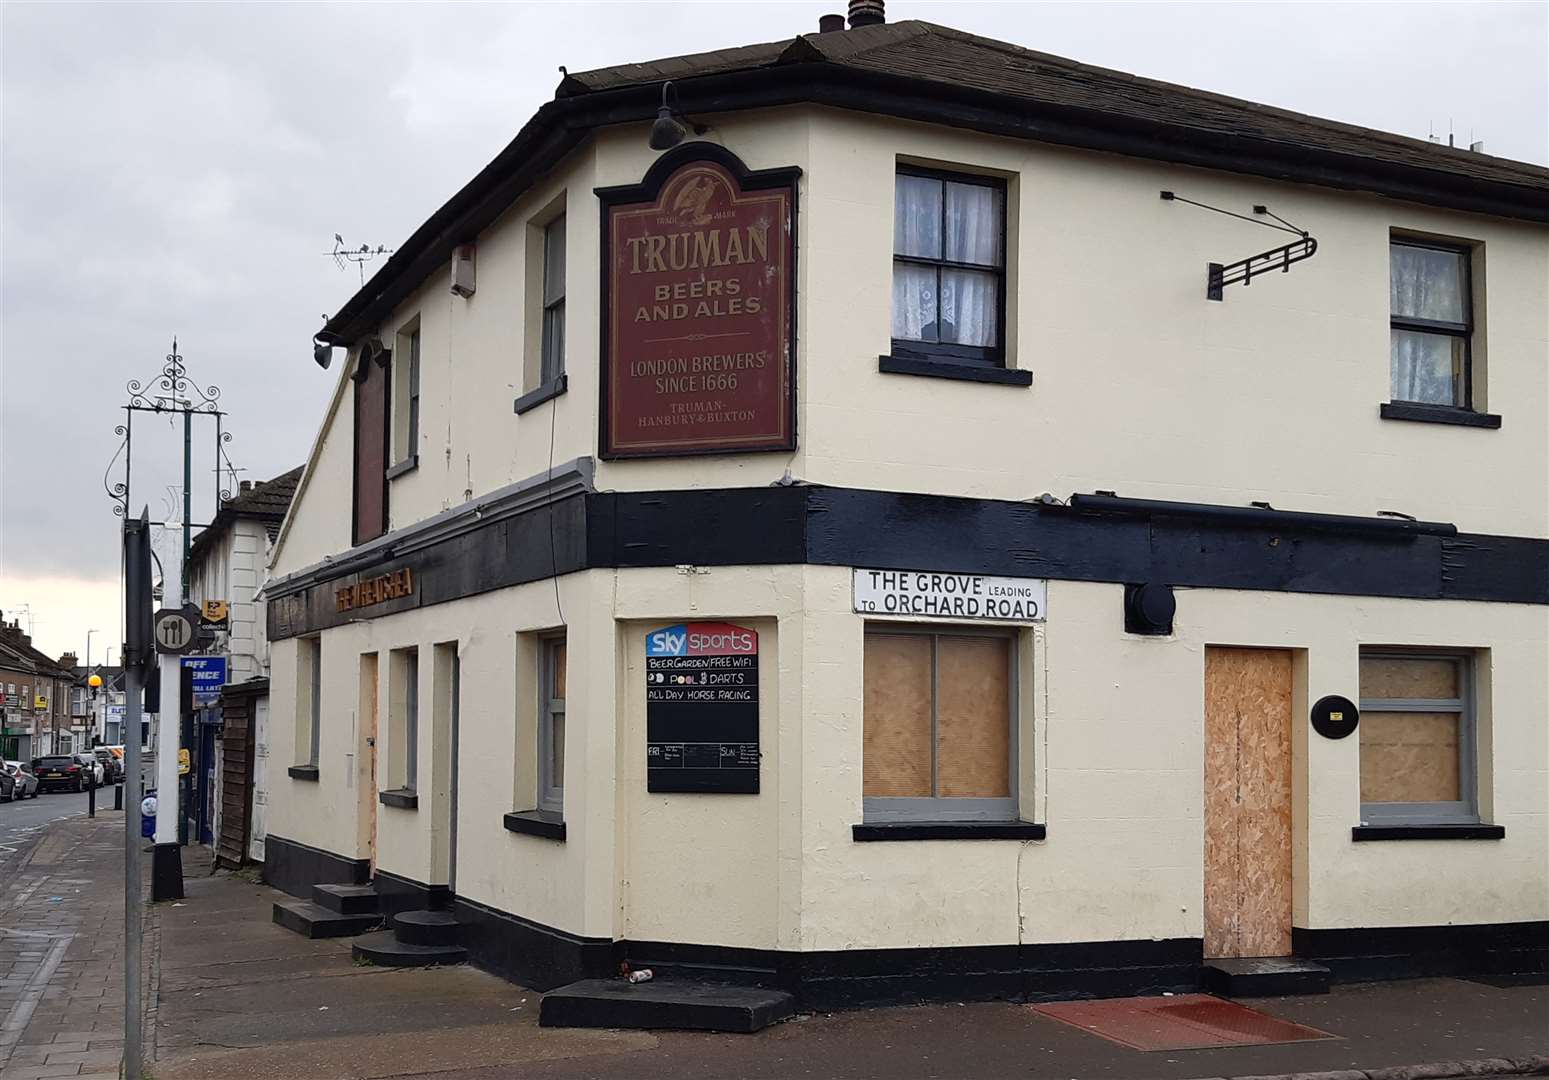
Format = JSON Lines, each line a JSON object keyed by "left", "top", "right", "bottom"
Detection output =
{"left": 598, "top": 144, "right": 799, "bottom": 459}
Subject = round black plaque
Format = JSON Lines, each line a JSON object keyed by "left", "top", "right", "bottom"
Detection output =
{"left": 1311, "top": 694, "right": 1359, "bottom": 739}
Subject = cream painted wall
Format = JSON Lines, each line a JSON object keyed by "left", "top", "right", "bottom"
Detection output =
{"left": 267, "top": 559, "right": 1546, "bottom": 952}
{"left": 794, "top": 568, "right": 1547, "bottom": 950}
{"left": 273, "top": 104, "right": 1545, "bottom": 584}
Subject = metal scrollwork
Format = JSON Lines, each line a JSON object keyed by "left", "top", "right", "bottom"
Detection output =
{"left": 103, "top": 424, "right": 130, "bottom": 515}
{"left": 125, "top": 338, "right": 223, "bottom": 412}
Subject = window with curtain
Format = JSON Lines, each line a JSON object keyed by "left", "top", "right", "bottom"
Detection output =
{"left": 892, "top": 168, "right": 1006, "bottom": 367}
{"left": 541, "top": 215, "right": 566, "bottom": 385}
{"left": 1390, "top": 240, "right": 1473, "bottom": 408}
{"left": 1358, "top": 650, "right": 1478, "bottom": 824}
{"left": 863, "top": 628, "right": 1016, "bottom": 822}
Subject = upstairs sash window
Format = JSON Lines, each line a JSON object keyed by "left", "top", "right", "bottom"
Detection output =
{"left": 1390, "top": 240, "right": 1473, "bottom": 408}
{"left": 892, "top": 168, "right": 1006, "bottom": 367}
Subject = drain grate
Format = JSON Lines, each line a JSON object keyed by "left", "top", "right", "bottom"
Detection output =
{"left": 1031, "top": 993, "right": 1337, "bottom": 1051}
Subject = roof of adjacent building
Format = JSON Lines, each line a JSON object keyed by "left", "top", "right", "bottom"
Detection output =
{"left": 318, "top": 15, "right": 1549, "bottom": 346}
{"left": 191, "top": 466, "right": 303, "bottom": 565}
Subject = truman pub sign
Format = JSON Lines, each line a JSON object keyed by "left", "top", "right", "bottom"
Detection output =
{"left": 598, "top": 145, "right": 798, "bottom": 459}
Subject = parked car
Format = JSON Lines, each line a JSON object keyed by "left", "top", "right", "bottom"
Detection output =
{"left": 3, "top": 761, "right": 39, "bottom": 800}
{"left": 31, "top": 755, "right": 88, "bottom": 793}
{"left": 93, "top": 748, "right": 121, "bottom": 783}
{"left": 0, "top": 768, "right": 12, "bottom": 802}
{"left": 77, "top": 754, "right": 104, "bottom": 786}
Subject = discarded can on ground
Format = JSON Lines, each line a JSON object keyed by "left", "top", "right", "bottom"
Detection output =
{"left": 626, "top": 969, "right": 654, "bottom": 984}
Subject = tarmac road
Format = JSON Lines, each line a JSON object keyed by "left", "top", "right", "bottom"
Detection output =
{"left": 0, "top": 790, "right": 95, "bottom": 861}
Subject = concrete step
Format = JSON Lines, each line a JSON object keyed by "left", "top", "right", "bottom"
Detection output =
{"left": 540, "top": 978, "right": 796, "bottom": 1033}
{"left": 313, "top": 882, "right": 380, "bottom": 915}
{"left": 273, "top": 899, "right": 383, "bottom": 939}
{"left": 1202, "top": 956, "right": 1331, "bottom": 997}
{"left": 392, "top": 909, "right": 459, "bottom": 947}
{"left": 351, "top": 931, "right": 468, "bottom": 968}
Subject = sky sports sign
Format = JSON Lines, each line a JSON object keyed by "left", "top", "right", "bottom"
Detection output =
{"left": 852, "top": 569, "right": 1047, "bottom": 623}
{"left": 646, "top": 623, "right": 757, "bottom": 657}
{"left": 645, "top": 622, "right": 759, "bottom": 794}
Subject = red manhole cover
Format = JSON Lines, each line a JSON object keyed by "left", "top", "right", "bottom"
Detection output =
{"left": 1030, "top": 994, "right": 1336, "bottom": 1051}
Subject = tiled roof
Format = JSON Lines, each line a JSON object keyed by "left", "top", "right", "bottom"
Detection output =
{"left": 190, "top": 466, "right": 302, "bottom": 563}
{"left": 321, "top": 16, "right": 1547, "bottom": 345}
{"left": 565, "top": 20, "right": 1549, "bottom": 192}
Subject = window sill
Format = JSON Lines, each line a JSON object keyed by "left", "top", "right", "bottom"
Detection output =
{"left": 1380, "top": 402, "right": 1501, "bottom": 429}
{"left": 852, "top": 821, "right": 1046, "bottom": 842}
{"left": 504, "top": 810, "right": 565, "bottom": 841}
{"left": 1352, "top": 824, "right": 1503, "bottom": 841}
{"left": 287, "top": 765, "right": 319, "bottom": 782}
{"left": 878, "top": 355, "right": 1031, "bottom": 387}
{"left": 514, "top": 374, "right": 568, "bottom": 415}
{"left": 379, "top": 788, "right": 418, "bottom": 809}
{"left": 385, "top": 455, "right": 419, "bottom": 481}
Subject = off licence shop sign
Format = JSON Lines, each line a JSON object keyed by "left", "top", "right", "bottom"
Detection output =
{"left": 853, "top": 569, "right": 1047, "bottom": 623}
{"left": 600, "top": 146, "right": 798, "bottom": 459}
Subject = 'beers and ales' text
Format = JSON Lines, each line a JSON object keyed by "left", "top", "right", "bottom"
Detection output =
{"left": 604, "top": 155, "right": 794, "bottom": 457}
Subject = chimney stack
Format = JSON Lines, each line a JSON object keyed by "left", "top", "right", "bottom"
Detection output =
{"left": 818, "top": 13, "right": 845, "bottom": 32}
{"left": 847, "top": 0, "right": 884, "bottom": 28}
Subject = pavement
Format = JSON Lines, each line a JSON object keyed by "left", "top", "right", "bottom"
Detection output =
{"left": 0, "top": 792, "right": 138, "bottom": 1080}
{"left": 3, "top": 807, "right": 1546, "bottom": 1080}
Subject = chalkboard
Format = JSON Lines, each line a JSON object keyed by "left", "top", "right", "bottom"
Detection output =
{"left": 646, "top": 622, "right": 759, "bottom": 793}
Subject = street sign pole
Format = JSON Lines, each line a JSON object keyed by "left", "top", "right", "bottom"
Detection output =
{"left": 152, "top": 532, "right": 186, "bottom": 902}
{"left": 123, "top": 510, "right": 152, "bottom": 1080}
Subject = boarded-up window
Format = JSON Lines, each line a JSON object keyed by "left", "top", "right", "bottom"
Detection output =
{"left": 863, "top": 629, "right": 1014, "bottom": 821}
{"left": 353, "top": 348, "right": 390, "bottom": 545}
{"left": 1358, "top": 651, "right": 1477, "bottom": 823}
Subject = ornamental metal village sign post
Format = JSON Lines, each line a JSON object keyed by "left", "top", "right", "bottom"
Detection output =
{"left": 106, "top": 342, "right": 239, "bottom": 903}
{"left": 598, "top": 144, "right": 798, "bottom": 459}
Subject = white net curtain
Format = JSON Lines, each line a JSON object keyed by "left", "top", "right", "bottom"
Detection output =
{"left": 1390, "top": 244, "right": 1468, "bottom": 406}
{"left": 892, "top": 174, "right": 1004, "bottom": 350}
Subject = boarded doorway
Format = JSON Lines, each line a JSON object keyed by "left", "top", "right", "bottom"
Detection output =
{"left": 1204, "top": 647, "right": 1293, "bottom": 958}
{"left": 359, "top": 653, "right": 380, "bottom": 875}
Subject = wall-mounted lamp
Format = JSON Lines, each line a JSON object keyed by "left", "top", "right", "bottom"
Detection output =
{"left": 649, "top": 81, "right": 689, "bottom": 150}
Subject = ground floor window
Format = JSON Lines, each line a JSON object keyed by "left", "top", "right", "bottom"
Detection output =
{"left": 862, "top": 627, "right": 1016, "bottom": 822}
{"left": 539, "top": 636, "right": 566, "bottom": 814}
{"left": 1358, "top": 649, "right": 1479, "bottom": 824}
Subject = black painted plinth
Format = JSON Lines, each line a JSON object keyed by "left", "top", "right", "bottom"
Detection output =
{"left": 273, "top": 898, "right": 382, "bottom": 939}
{"left": 352, "top": 931, "right": 467, "bottom": 968}
{"left": 540, "top": 979, "right": 796, "bottom": 1033}
{"left": 152, "top": 843, "right": 184, "bottom": 902}
{"left": 1201, "top": 956, "right": 1330, "bottom": 997}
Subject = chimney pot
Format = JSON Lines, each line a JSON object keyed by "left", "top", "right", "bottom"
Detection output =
{"left": 847, "top": 0, "right": 884, "bottom": 28}
{"left": 240, "top": 480, "right": 252, "bottom": 492}
{"left": 819, "top": 13, "right": 845, "bottom": 32}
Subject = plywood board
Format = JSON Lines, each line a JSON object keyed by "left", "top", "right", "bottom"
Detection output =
{"left": 863, "top": 634, "right": 933, "bottom": 797}
{"left": 936, "top": 636, "right": 1011, "bottom": 797}
{"left": 1204, "top": 647, "right": 1293, "bottom": 959}
{"left": 1360, "top": 656, "right": 1459, "bottom": 699}
{"left": 1360, "top": 711, "right": 1461, "bottom": 803}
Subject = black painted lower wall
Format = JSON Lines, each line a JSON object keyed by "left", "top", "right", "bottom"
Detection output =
{"left": 375, "top": 868, "right": 451, "bottom": 917}
{"left": 263, "top": 840, "right": 1549, "bottom": 1005}
{"left": 1294, "top": 921, "right": 1549, "bottom": 983}
{"left": 262, "top": 834, "right": 371, "bottom": 900}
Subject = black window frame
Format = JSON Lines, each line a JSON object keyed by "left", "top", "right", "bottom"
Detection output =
{"left": 890, "top": 165, "right": 1008, "bottom": 370}
{"left": 1389, "top": 237, "right": 1475, "bottom": 410}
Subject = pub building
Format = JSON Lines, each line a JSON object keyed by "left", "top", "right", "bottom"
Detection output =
{"left": 263, "top": 1, "right": 1549, "bottom": 1027}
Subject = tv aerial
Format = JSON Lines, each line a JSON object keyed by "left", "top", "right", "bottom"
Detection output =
{"left": 329, "top": 233, "right": 396, "bottom": 284}
{"left": 1161, "top": 192, "right": 1318, "bottom": 301}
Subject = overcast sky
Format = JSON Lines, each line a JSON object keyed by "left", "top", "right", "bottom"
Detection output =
{"left": 2, "top": 0, "right": 1545, "bottom": 661}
